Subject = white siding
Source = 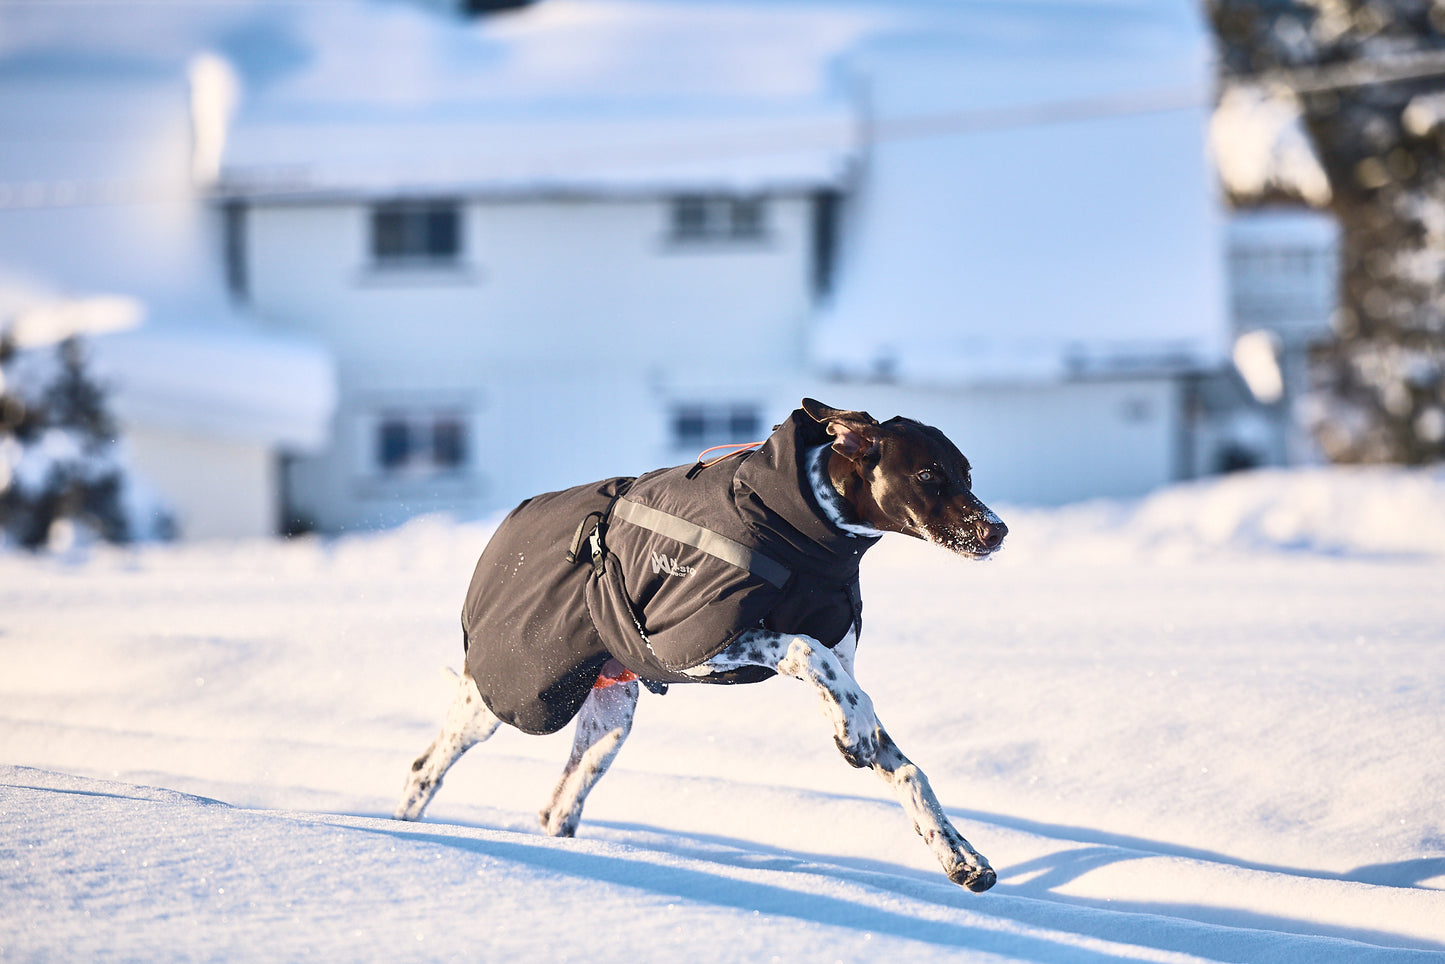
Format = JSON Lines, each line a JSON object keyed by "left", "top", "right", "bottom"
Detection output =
{"left": 247, "top": 195, "right": 814, "bottom": 376}
{"left": 793, "top": 378, "right": 1183, "bottom": 506}
{"left": 126, "top": 426, "right": 277, "bottom": 539}
{"left": 245, "top": 193, "right": 817, "bottom": 530}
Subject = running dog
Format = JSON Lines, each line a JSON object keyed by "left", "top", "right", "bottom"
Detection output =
{"left": 394, "top": 398, "right": 1005, "bottom": 892}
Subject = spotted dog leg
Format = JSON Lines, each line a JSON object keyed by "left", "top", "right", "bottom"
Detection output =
{"left": 538, "top": 678, "right": 640, "bottom": 838}
{"left": 394, "top": 668, "right": 501, "bottom": 821}
{"left": 692, "top": 630, "right": 996, "bottom": 892}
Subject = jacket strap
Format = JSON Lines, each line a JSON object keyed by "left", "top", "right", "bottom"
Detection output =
{"left": 612, "top": 497, "right": 792, "bottom": 589}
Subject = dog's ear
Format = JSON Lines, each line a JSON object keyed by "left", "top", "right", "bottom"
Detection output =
{"left": 801, "top": 398, "right": 876, "bottom": 426}
{"left": 801, "top": 399, "right": 879, "bottom": 461}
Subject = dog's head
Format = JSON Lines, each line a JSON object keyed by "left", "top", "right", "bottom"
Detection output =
{"left": 803, "top": 398, "right": 1006, "bottom": 559}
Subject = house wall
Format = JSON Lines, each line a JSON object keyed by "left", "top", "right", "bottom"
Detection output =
{"left": 244, "top": 193, "right": 817, "bottom": 531}
{"left": 125, "top": 425, "right": 277, "bottom": 539}
{"left": 791, "top": 377, "right": 1183, "bottom": 506}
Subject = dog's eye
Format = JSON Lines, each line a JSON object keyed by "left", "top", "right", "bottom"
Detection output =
{"left": 916, "top": 469, "right": 942, "bottom": 485}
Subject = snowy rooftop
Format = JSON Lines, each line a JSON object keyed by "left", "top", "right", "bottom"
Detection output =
{"left": 219, "top": 0, "right": 877, "bottom": 198}
{"left": 3, "top": 0, "right": 1228, "bottom": 390}
{"left": 811, "top": 1, "right": 1226, "bottom": 383}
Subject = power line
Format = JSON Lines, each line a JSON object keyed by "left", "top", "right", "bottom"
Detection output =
{"left": 869, "top": 85, "right": 1206, "bottom": 141}
{"left": 16, "top": 45, "right": 1445, "bottom": 213}
{"left": 2, "top": 84, "right": 1218, "bottom": 211}
{"left": 1237, "top": 47, "right": 1445, "bottom": 95}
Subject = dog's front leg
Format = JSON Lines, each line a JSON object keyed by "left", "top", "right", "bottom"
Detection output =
{"left": 538, "top": 678, "right": 639, "bottom": 838}
{"left": 867, "top": 729, "right": 996, "bottom": 891}
{"left": 693, "top": 630, "right": 995, "bottom": 892}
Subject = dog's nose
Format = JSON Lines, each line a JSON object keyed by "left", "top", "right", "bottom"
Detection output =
{"left": 976, "top": 519, "right": 1006, "bottom": 550}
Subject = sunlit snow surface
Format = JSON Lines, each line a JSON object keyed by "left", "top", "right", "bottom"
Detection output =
{"left": 3, "top": 466, "right": 1444, "bottom": 961}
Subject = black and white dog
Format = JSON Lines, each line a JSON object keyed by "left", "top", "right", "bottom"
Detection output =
{"left": 395, "top": 399, "right": 1006, "bottom": 892}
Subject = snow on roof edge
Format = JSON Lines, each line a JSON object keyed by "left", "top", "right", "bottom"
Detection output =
{"left": 92, "top": 323, "right": 337, "bottom": 452}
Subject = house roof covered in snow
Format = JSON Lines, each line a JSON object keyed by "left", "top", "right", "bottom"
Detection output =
{"left": 216, "top": 1, "right": 877, "bottom": 199}
{"left": 812, "top": 0, "right": 1227, "bottom": 384}
{"left": 3, "top": 0, "right": 1228, "bottom": 390}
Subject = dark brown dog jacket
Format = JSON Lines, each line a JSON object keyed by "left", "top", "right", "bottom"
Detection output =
{"left": 462, "top": 405, "right": 877, "bottom": 734}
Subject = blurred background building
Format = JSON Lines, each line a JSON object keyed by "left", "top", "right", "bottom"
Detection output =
{"left": 0, "top": 0, "right": 1338, "bottom": 539}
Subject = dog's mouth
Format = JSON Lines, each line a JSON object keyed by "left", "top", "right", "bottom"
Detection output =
{"left": 916, "top": 518, "right": 1006, "bottom": 560}
{"left": 919, "top": 527, "right": 1003, "bottom": 560}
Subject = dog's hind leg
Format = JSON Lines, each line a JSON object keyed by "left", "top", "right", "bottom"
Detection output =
{"left": 393, "top": 668, "right": 501, "bottom": 821}
{"left": 694, "top": 629, "right": 996, "bottom": 892}
{"left": 538, "top": 678, "right": 639, "bottom": 838}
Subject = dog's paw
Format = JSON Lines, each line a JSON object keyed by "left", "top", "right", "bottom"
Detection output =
{"left": 946, "top": 862, "right": 997, "bottom": 893}
{"left": 538, "top": 807, "right": 578, "bottom": 838}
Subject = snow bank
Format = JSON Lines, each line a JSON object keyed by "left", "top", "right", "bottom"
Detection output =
{"left": 995, "top": 465, "right": 1445, "bottom": 564}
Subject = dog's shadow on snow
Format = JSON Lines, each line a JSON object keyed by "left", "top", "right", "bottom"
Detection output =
{"left": 354, "top": 806, "right": 1445, "bottom": 959}
{"left": 952, "top": 804, "right": 1445, "bottom": 893}
{"left": 351, "top": 818, "right": 1141, "bottom": 964}
{"left": 588, "top": 814, "right": 1445, "bottom": 957}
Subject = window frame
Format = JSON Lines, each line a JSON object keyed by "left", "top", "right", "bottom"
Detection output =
{"left": 667, "top": 194, "right": 770, "bottom": 245}
{"left": 670, "top": 402, "right": 763, "bottom": 452}
{"left": 371, "top": 410, "right": 471, "bottom": 479}
{"left": 370, "top": 200, "right": 464, "bottom": 268}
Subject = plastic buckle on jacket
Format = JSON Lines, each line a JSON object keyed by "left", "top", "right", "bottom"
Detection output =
{"left": 588, "top": 524, "right": 607, "bottom": 576}
{"left": 565, "top": 511, "right": 603, "bottom": 566}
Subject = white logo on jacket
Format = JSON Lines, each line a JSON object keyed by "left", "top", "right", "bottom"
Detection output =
{"left": 650, "top": 550, "right": 693, "bottom": 578}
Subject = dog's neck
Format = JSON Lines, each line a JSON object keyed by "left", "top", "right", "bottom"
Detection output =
{"left": 807, "top": 444, "right": 884, "bottom": 539}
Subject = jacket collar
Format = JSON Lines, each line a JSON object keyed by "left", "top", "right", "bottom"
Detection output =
{"left": 731, "top": 407, "right": 880, "bottom": 573}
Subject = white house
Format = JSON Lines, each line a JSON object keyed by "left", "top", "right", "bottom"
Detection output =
{"left": 212, "top": 0, "right": 1235, "bottom": 531}
{"left": 6, "top": 0, "right": 1248, "bottom": 538}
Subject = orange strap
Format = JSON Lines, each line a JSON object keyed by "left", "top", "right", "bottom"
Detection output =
{"left": 593, "top": 668, "right": 639, "bottom": 690}
{"left": 696, "top": 441, "right": 765, "bottom": 469}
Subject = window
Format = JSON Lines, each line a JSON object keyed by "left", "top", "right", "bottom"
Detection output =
{"left": 669, "top": 195, "right": 769, "bottom": 243}
{"left": 671, "top": 403, "right": 762, "bottom": 451}
{"left": 371, "top": 201, "right": 462, "bottom": 266}
{"left": 375, "top": 412, "right": 469, "bottom": 476}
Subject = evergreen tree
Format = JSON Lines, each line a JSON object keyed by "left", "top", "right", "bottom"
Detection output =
{"left": 0, "top": 333, "right": 131, "bottom": 549}
{"left": 1208, "top": 0, "right": 1445, "bottom": 464}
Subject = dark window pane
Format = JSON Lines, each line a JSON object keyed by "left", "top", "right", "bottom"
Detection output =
{"left": 373, "top": 209, "right": 407, "bottom": 259}
{"left": 379, "top": 419, "right": 410, "bottom": 469}
{"left": 433, "top": 417, "right": 467, "bottom": 468}
{"left": 426, "top": 208, "right": 459, "bottom": 257}
{"left": 728, "top": 408, "right": 761, "bottom": 439}
{"left": 731, "top": 198, "right": 764, "bottom": 238}
{"left": 672, "top": 197, "right": 708, "bottom": 239}
{"left": 372, "top": 202, "right": 460, "bottom": 262}
{"left": 674, "top": 407, "right": 707, "bottom": 444}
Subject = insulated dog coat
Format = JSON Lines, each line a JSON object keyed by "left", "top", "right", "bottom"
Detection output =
{"left": 462, "top": 406, "right": 877, "bottom": 734}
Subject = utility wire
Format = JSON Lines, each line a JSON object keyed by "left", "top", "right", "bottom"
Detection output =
{"left": 1234, "top": 47, "right": 1445, "bottom": 95}
{"left": 0, "top": 84, "right": 1212, "bottom": 211}
{"left": 10, "top": 45, "right": 1445, "bottom": 212}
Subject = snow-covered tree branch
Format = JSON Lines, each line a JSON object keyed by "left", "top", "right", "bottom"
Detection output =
{"left": 1208, "top": 0, "right": 1445, "bottom": 463}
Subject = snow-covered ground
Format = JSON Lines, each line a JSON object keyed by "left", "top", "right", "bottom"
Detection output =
{"left": 3, "top": 466, "right": 1444, "bottom": 962}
